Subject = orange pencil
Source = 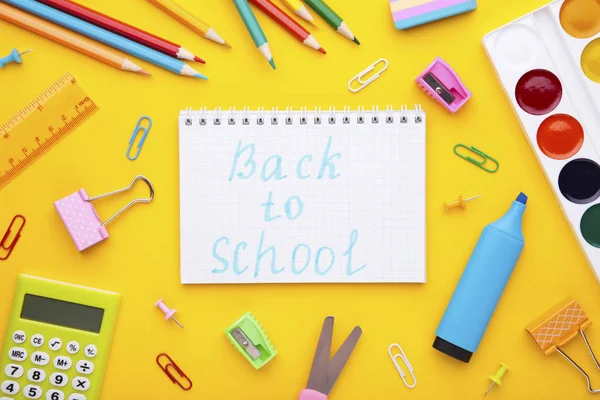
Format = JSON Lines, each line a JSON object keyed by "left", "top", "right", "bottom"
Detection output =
{"left": 0, "top": 2, "right": 150, "bottom": 75}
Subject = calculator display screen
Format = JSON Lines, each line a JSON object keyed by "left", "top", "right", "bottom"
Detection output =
{"left": 20, "top": 294, "right": 104, "bottom": 333}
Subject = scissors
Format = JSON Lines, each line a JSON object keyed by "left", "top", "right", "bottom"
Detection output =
{"left": 298, "top": 316, "right": 362, "bottom": 400}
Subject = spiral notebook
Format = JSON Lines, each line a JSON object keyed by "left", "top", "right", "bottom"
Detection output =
{"left": 178, "top": 106, "right": 426, "bottom": 284}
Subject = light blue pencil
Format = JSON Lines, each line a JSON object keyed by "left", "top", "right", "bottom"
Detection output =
{"left": 233, "top": 0, "right": 275, "bottom": 69}
{"left": 1, "top": 0, "right": 207, "bottom": 79}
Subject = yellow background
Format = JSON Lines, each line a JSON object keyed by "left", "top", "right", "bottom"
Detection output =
{"left": 1, "top": 0, "right": 599, "bottom": 398}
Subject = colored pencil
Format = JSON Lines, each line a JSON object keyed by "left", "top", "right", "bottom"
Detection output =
{"left": 2, "top": 0, "right": 207, "bottom": 79}
{"left": 37, "top": 0, "right": 205, "bottom": 63}
{"left": 0, "top": 2, "right": 149, "bottom": 75}
{"left": 249, "top": 0, "right": 324, "bottom": 53}
{"left": 233, "top": 0, "right": 275, "bottom": 69}
{"left": 280, "top": 0, "right": 317, "bottom": 26}
{"left": 147, "top": 0, "right": 231, "bottom": 48}
{"left": 303, "top": 0, "right": 359, "bottom": 44}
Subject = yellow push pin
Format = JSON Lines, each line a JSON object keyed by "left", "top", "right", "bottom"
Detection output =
{"left": 444, "top": 194, "right": 481, "bottom": 211}
{"left": 484, "top": 363, "right": 508, "bottom": 396}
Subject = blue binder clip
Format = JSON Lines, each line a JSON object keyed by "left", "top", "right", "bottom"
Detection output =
{"left": 127, "top": 116, "right": 152, "bottom": 160}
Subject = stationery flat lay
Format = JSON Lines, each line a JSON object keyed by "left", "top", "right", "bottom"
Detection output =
{"left": 1, "top": 0, "right": 599, "bottom": 399}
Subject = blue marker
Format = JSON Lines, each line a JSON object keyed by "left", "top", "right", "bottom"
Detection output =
{"left": 433, "top": 192, "right": 527, "bottom": 363}
{"left": 0, "top": 48, "right": 32, "bottom": 68}
{"left": 3, "top": 0, "right": 207, "bottom": 79}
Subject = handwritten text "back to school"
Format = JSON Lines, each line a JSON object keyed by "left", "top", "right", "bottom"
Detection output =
{"left": 210, "top": 137, "right": 366, "bottom": 278}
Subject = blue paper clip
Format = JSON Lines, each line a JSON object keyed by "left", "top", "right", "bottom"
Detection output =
{"left": 127, "top": 116, "right": 152, "bottom": 160}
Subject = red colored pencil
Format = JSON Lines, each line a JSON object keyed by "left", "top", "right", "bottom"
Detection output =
{"left": 36, "top": 0, "right": 206, "bottom": 63}
{"left": 249, "top": 0, "right": 325, "bottom": 54}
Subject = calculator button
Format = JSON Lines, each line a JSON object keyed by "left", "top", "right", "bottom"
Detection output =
{"left": 83, "top": 345, "right": 96, "bottom": 358}
{"left": 53, "top": 356, "right": 71, "bottom": 370}
{"left": 0, "top": 397, "right": 14, "bottom": 400}
{"left": 4, "top": 364, "right": 23, "bottom": 379}
{"left": 66, "top": 342, "right": 79, "bottom": 355}
{"left": 67, "top": 395, "right": 86, "bottom": 400}
{"left": 71, "top": 377, "right": 89, "bottom": 392}
{"left": 23, "top": 384, "right": 42, "bottom": 399}
{"left": 8, "top": 347, "right": 27, "bottom": 362}
{"left": 30, "top": 334, "right": 44, "bottom": 348}
{"left": 45, "top": 389, "right": 64, "bottom": 400}
{"left": 0, "top": 381, "right": 19, "bottom": 395}
{"left": 12, "top": 331, "right": 26, "bottom": 344}
{"left": 48, "top": 338, "right": 62, "bottom": 352}
{"left": 49, "top": 373, "right": 67, "bottom": 387}
{"left": 31, "top": 352, "right": 50, "bottom": 366}
{"left": 27, "top": 369, "right": 46, "bottom": 383}
{"left": 74, "top": 361, "right": 93, "bottom": 375}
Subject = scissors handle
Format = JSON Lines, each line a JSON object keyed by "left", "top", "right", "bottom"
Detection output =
{"left": 299, "top": 389, "right": 327, "bottom": 400}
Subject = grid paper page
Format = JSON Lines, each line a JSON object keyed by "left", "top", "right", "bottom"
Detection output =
{"left": 179, "top": 108, "right": 426, "bottom": 284}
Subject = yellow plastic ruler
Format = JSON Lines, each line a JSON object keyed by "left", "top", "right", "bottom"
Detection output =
{"left": 0, "top": 72, "right": 98, "bottom": 190}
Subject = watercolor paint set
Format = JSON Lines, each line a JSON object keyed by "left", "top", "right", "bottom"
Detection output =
{"left": 483, "top": 0, "right": 600, "bottom": 279}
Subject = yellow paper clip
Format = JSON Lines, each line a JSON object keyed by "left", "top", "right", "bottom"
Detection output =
{"left": 348, "top": 58, "right": 389, "bottom": 93}
{"left": 454, "top": 144, "right": 499, "bottom": 173}
{"left": 527, "top": 298, "right": 600, "bottom": 393}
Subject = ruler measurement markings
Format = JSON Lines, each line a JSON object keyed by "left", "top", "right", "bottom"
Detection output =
{"left": 0, "top": 73, "right": 97, "bottom": 190}
{"left": 1, "top": 120, "right": 75, "bottom": 186}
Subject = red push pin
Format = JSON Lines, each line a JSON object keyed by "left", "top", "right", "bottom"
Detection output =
{"left": 155, "top": 298, "right": 184, "bottom": 329}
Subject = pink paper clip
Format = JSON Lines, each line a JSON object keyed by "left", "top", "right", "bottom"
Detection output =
{"left": 0, "top": 215, "right": 26, "bottom": 261}
{"left": 416, "top": 57, "right": 471, "bottom": 113}
{"left": 54, "top": 175, "right": 154, "bottom": 251}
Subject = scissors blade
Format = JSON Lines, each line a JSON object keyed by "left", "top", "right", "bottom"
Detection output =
{"left": 306, "top": 316, "right": 334, "bottom": 393}
{"left": 324, "top": 326, "right": 362, "bottom": 395}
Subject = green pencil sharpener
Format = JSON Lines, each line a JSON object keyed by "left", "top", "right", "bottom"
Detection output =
{"left": 225, "top": 312, "right": 277, "bottom": 369}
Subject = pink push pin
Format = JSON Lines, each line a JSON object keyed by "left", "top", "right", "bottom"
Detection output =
{"left": 155, "top": 299, "right": 184, "bottom": 329}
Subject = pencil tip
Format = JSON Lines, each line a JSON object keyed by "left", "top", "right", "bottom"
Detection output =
{"left": 353, "top": 37, "right": 360, "bottom": 45}
{"left": 194, "top": 56, "right": 206, "bottom": 64}
{"left": 194, "top": 73, "right": 208, "bottom": 80}
{"left": 269, "top": 59, "right": 276, "bottom": 69}
{"left": 224, "top": 41, "right": 232, "bottom": 48}
{"left": 318, "top": 47, "right": 326, "bottom": 54}
{"left": 139, "top": 69, "right": 152, "bottom": 76}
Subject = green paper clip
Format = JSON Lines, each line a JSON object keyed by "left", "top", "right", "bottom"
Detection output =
{"left": 225, "top": 312, "right": 277, "bottom": 370}
{"left": 454, "top": 144, "right": 499, "bottom": 173}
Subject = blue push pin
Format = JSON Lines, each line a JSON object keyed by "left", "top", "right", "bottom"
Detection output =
{"left": 0, "top": 48, "right": 33, "bottom": 69}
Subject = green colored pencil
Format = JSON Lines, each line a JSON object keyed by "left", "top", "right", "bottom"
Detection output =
{"left": 303, "top": 0, "right": 358, "bottom": 44}
{"left": 233, "top": 0, "right": 275, "bottom": 69}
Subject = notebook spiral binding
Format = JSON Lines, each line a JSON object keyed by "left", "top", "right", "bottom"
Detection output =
{"left": 182, "top": 105, "right": 424, "bottom": 126}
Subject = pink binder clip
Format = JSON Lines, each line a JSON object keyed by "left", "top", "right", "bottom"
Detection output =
{"left": 416, "top": 57, "right": 471, "bottom": 113}
{"left": 54, "top": 175, "right": 154, "bottom": 251}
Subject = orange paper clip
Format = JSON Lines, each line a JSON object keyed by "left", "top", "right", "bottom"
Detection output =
{"left": 0, "top": 215, "right": 26, "bottom": 261}
{"left": 527, "top": 299, "right": 600, "bottom": 393}
{"left": 156, "top": 353, "right": 192, "bottom": 391}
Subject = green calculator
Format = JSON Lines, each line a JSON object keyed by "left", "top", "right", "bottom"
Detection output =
{"left": 0, "top": 275, "right": 121, "bottom": 400}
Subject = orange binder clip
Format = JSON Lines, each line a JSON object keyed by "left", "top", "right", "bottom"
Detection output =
{"left": 156, "top": 353, "right": 192, "bottom": 391}
{"left": 527, "top": 298, "right": 600, "bottom": 393}
{"left": 0, "top": 215, "right": 25, "bottom": 261}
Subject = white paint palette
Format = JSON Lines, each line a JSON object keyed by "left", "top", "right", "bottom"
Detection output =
{"left": 483, "top": 0, "right": 600, "bottom": 279}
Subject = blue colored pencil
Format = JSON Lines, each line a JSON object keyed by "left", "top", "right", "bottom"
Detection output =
{"left": 233, "top": 0, "right": 275, "bottom": 69}
{"left": 1, "top": 0, "right": 207, "bottom": 79}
